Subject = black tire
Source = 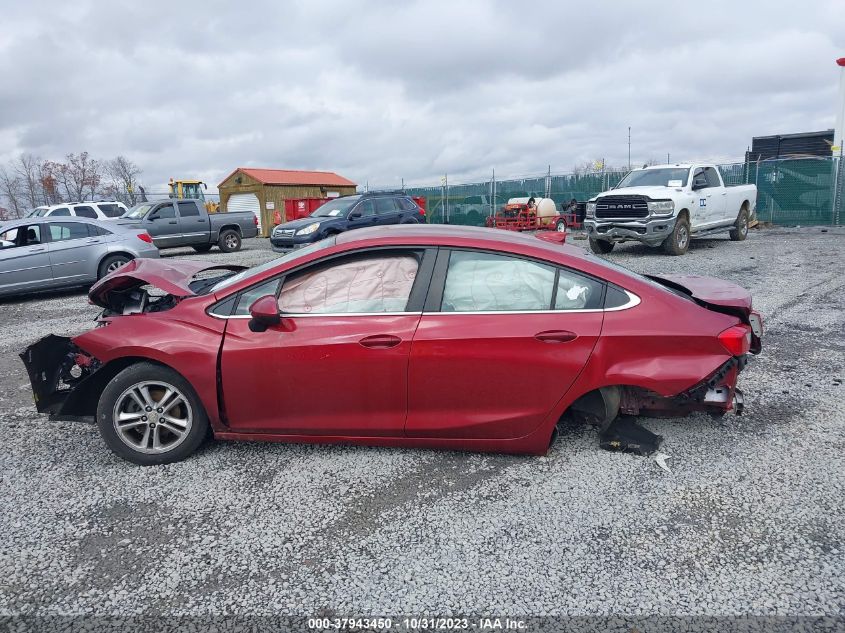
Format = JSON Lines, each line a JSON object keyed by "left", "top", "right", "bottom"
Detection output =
{"left": 218, "top": 229, "right": 242, "bottom": 253}
{"left": 96, "top": 362, "right": 209, "bottom": 466}
{"left": 589, "top": 238, "right": 614, "bottom": 254}
{"left": 192, "top": 244, "right": 213, "bottom": 253}
{"left": 98, "top": 254, "right": 132, "bottom": 279}
{"left": 662, "top": 215, "right": 690, "bottom": 255}
{"left": 555, "top": 218, "right": 567, "bottom": 233}
{"left": 401, "top": 217, "right": 419, "bottom": 224}
{"left": 730, "top": 206, "right": 749, "bottom": 241}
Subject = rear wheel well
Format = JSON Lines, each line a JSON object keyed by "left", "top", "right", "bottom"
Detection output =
{"left": 218, "top": 224, "right": 241, "bottom": 235}
{"left": 98, "top": 250, "right": 134, "bottom": 267}
{"left": 559, "top": 386, "right": 622, "bottom": 432}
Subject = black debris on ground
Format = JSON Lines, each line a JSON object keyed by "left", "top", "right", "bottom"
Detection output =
{"left": 600, "top": 416, "right": 664, "bottom": 456}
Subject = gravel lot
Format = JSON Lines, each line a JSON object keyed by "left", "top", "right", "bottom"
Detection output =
{"left": 1, "top": 228, "right": 843, "bottom": 619}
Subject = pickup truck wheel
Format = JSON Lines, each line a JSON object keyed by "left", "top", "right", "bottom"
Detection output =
{"left": 589, "top": 238, "right": 614, "bottom": 254}
{"left": 98, "top": 254, "right": 132, "bottom": 279}
{"left": 730, "top": 207, "right": 749, "bottom": 241}
{"left": 96, "top": 362, "right": 209, "bottom": 465}
{"left": 192, "top": 244, "right": 212, "bottom": 253}
{"left": 662, "top": 217, "right": 690, "bottom": 255}
{"left": 218, "top": 229, "right": 242, "bottom": 253}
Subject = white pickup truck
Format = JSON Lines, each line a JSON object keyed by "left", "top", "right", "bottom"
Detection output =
{"left": 583, "top": 164, "right": 757, "bottom": 255}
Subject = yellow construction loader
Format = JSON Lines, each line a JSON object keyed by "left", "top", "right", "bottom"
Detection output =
{"left": 168, "top": 179, "right": 219, "bottom": 213}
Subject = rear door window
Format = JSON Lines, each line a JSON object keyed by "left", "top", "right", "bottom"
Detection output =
{"left": 441, "top": 251, "right": 555, "bottom": 312}
{"left": 50, "top": 207, "right": 71, "bottom": 216}
{"left": 374, "top": 198, "right": 399, "bottom": 214}
{"left": 178, "top": 201, "right": 200, "bottom": 217}
{"left": 74, "top": 206, "right": 98, "bottom": 219}
{"left": 554, "top": 269, "right": 604, "bottom": 310}
{"left": 97, "top": 203, "right": 124, "bottom": 218}
{"left": 49, "top": 222, "right": 90, "bottom": 242}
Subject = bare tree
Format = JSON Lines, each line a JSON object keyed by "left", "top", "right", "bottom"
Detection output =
{"left": 0, "top": 166, "right": 24, "bottom": 218}
{"left": 37, "top": 160, "right": 61, "bottom": 205}
{"left": 105, "top": 155, "right": 142, "bottom": 205}
{"left": 52, "top": 152, "right": 102, "bottom": 202}
{"left": 15, "top": 154, "right": 45, "bottom": 208}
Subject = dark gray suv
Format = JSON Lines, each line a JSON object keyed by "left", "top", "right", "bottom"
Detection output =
{"left": 270, "top": 192, "right": 425, "bottom": 251}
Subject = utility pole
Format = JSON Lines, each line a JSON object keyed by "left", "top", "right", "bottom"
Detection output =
{"left": 667, "top": 153, "right": 670, "bottom": 164}
{"left": 628, "top": 126, "right": 631, "bottom": 171}
{"left": 832, "top": 57, "right": 845, "bottom": 225}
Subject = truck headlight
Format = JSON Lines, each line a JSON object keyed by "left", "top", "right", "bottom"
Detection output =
{"left": 586, "top": 202, "right": 596, "bottom": 218}
{"left": 296, "top": 222, "right": 321, "bottom": 236}
{"left": 647, "top": 200, "right": 674, "bottom": 215}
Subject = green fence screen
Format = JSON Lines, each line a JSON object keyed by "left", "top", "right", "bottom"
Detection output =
{"left": 396, "top": 158, "right": 843, "bottom": 227}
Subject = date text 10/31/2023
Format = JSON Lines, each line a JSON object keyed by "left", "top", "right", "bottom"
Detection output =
{"left": 307, "top": 617, "right": 528, "bottom": 630}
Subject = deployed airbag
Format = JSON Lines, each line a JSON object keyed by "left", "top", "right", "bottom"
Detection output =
{"left": 279, "top": 255, "right": 418, "bottom": 314}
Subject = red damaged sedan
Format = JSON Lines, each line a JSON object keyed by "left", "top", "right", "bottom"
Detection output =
{"left": 20, "top": 225, "right": 762, "bottom": 465}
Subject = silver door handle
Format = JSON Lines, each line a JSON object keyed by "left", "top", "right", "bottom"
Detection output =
{"left": 28, "top": 247, "right": 46, "bottom": 253}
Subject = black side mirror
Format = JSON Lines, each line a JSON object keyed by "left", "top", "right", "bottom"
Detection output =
{"left": 692, "top": 177, "right": 707, "bottom": 190}
{"left": 248, "top": 295, "right": 281, "bottom": 332}
{"left": 348, "top": 210, "right": 362, "bottom": 220}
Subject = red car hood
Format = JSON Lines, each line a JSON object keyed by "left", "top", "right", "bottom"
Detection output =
{"left": 647, "top": 273, "right": 752, "bottom": 313}
{"left": 89, "top": 259, "right": 247, "bottom": 308}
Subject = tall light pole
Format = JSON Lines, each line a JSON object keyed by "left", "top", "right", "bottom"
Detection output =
{"left": 835, "top": 58, "right": 845, "bottom": 153}
{"left": 627, "top": 126, "right": 631, "bottom": 170}
{"left": 833, "top": 57, "right": 845, "bottom": 225}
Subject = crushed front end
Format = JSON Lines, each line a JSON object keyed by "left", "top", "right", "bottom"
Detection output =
{"left": 19, "top": 334, "right": 101, "bottom": 418}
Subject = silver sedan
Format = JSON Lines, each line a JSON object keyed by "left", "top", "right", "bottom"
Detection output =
{"left": 0, "top": 217, "right": 160, "bottom": 297}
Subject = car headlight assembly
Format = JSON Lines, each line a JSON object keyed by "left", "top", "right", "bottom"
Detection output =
{"left": 648, "top": 200, "right": 674, "bottom": 215}
{"left": 296, "top": 222, "right": 321, "bottom": 236}
{"left": 586, "top": 202, "right": 596, "bottom": 218}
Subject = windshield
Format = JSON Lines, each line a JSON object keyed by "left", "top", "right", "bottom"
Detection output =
{"left": 27, "top": 208, "right": 48, "bottom": 217}
{"left": 311, "top": 197, "right": 360, "bottom": 218}
{"left": 208, "top": 237, "right": 337, "bottom": 294}
{"left": 616, "top": 168, "right": 690, "bottom": 188}
{"left": 124, "top": 203, "right": 154, "bottom": 219}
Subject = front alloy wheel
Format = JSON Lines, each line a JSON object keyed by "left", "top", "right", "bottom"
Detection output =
{"left": 113, "top": 381, "right": 193, "bottom": 454}
{"left": 97, "top": 362, "right": 209, "bottom": 465}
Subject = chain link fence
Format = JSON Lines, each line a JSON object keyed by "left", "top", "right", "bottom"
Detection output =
{"left": 394, "top": 157, "right": 843, "bottom": 227}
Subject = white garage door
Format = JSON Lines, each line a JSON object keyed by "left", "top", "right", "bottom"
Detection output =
{"left": 227, "top": 193, "right": 262, "bottom": 233}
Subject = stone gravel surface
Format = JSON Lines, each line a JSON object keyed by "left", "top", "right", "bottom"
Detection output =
{"left": 0, "top": 228, "right": 843, "bottom": 618}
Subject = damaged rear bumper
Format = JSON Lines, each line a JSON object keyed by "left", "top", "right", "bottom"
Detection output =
{"left": 620, "top": 356, "right": 748, "bottom": 418}
{"left": 19, "top": 334, "right": 100, "bottom": 419}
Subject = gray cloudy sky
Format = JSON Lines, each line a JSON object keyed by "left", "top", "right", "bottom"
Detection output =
{"left": 1, "top": 1, "right": 843, "bottom": 192}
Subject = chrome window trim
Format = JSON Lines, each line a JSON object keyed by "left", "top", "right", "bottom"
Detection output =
{"left": 210, "top": 310, "right": 423, "bottom": 320}
{"left": 207, "top": 291, "right": 640, "bottom": 320}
